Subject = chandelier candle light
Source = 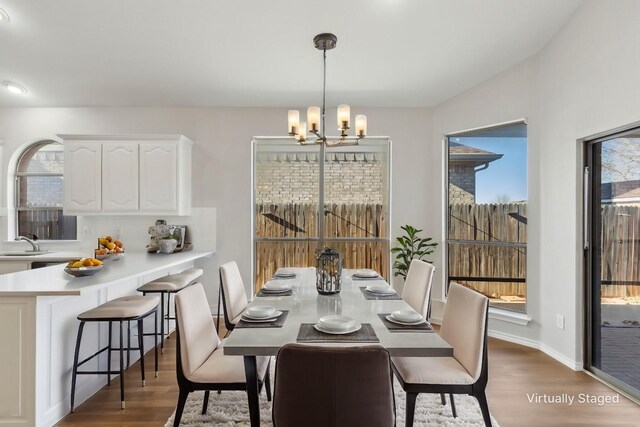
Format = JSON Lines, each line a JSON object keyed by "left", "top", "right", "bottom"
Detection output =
{"left": 287, "top": 33, "right": 367, "bottom": 146}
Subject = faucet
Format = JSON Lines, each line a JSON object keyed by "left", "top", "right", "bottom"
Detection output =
{"left": 15, "top": 235, "right": 40, "bottom": 252}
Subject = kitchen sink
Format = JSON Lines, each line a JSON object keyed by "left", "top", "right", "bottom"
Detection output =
{"left": 0, "top": 251, "right": 50, "bottom": 256}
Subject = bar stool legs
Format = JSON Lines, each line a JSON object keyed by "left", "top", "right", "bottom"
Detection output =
{"left": 119, "top": 320, "right": 125, "bottom": 409}
{"left": 70, "top": 322, "right": 85, "bottom": 413}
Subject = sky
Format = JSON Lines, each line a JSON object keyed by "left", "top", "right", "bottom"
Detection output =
{"left": 451, "top": 136, "right": 528, "bottom": 204}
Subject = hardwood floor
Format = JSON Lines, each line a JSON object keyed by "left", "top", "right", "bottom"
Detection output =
{"left": 57, "top": 321, "right": 640, "bottom": 426}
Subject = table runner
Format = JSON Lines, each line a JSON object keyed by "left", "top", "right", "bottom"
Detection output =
{"left": 377, "top": 313, "right": 434, "bottom": 333}
{"left": 296, "top": 323, "right": 379, "bottom": 343}
{"left": 235, "top": 310, "right": 289, "bottom": 328}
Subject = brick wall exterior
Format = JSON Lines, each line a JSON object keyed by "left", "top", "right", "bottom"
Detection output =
{"left": 256, "top": 158, "right": 384, "bottom": 204}
{"left": 20, "top": 151, "right": 64, "bottom": 206}
{"left": 449, "top": 164, "right": 476, "bottom": 204}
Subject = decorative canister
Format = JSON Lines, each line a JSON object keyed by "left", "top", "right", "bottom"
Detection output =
{"left": 159, "top": 238, "right": 178, "bottom": 254}
{"left": 316, "top": 247, "right": 342, "bottom": 295}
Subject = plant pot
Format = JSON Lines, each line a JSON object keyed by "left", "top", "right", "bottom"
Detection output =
{"left": 159, "top": 239, "right": 178, "bottom": 254}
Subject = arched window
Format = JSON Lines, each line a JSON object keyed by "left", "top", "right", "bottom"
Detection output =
{"left": 15, "top": 141, "right": 77, "bottom": 240}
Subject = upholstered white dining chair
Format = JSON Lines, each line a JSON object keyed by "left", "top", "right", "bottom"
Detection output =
{"left": 173, "top": 282, "right": 271, "bottom": 427}
{"left": 219, "top": 261, "right": 249, "bottom": 332}
{"left": 392, "top": 282, "right": 491, "bottom": 427}
{"left": 401, "top": 259, "right": 435, "bottom": 318}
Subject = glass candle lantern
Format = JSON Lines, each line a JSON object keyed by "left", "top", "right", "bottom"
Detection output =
{"left": 316, "top": 247, "right": 342, "bottom": 295}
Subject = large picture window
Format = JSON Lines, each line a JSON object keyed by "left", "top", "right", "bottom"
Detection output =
{"left": 252, "top": 137, "right": 391, "bottom": 292}
{"left": 446, "top": 122, "right": 527, "bottom": 312}
{"left": 16, "top": 141, "right": 77, "bottom": 240}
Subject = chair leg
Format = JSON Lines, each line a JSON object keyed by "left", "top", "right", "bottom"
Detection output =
{"left": 174, "top": 388, "right": 189, "bottom": 427}
{"left": 202, "top": 390, "right": 210, "bottom": 415}
{"left": 154, "top": 309, "right": 159, "bottom": 377}
{"left": 138, "top": 318, "right": 145, "bottom": 387}
{"left": 107, "top": 321, "right": 112, "bottom": 386}
{"left": 216, "top": 283, "right": 222, "bottom": 333}
{"left": 160, "top": 292, "right": 165, "bottom": 354}
{"left": 70, "top": 321, "right": 85, "bottom": 413}
{"left": 264, "top": 363, "right": 272, "bottom": 402}
{"left": 405, "top": 392, "right": 418, "bottom": 427}
{"left": 475, "top": 391, "right": 492, "bottom": 427}
{"left": 449, "top": 393, "right": 457, "bottom": 418}
{"left": 119, "top": 320, "right": 125, "bottom": 410}
{"left": 440, "top": 393, "right": 446, "bottom": 405}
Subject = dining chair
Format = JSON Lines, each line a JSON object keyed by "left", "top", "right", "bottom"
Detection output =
{"left": 218, "top": 261, "right": 249, "bottom": 333}
{"left": 173, "top": 282, "right": 271, "bottom": 427}
{"left": 392, "top": 282, "right": 491, "bottom": 427}
{"left": 272, "top": 344, "right": 395, "bottom": 427}
{"left": 401, "top": 259, "right": 435, "bottom": 318}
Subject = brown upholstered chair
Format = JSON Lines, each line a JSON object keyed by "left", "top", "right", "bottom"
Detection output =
{"left": 401, "top": 259, "right": 435, "bottom": 319}
{"left": 173, "top": 282, "right": 271, "bottom": 427}
{"left": 218, "top": 261, "right": 249, "bottom": 333}
{"left": 392, "top": 283, "right": 491, "bottom": 426}
{"left": 273, "top": 344, "right": 395, "bottom": 427}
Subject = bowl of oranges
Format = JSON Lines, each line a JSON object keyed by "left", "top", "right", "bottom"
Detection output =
{"left": 65, "top": 257, "right": 104, "bottom": 277}
{"left": 95, "top": 236, "right": 125, "bottom": 260}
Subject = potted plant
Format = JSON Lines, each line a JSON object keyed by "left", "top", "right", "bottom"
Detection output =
{"left": 391, "top": 225, "right": 438, "bottom": 279}
{"left": 159, "top": 234, "right": 178, "bottom": 254}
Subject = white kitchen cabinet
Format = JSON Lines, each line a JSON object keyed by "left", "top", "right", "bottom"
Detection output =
{"left": 63, "top": 141, "right": 102, "bottom": 212}
{"left": 102, "top": 142, "right": 139, "bottom": 211}
{"left": 59, "top": 134, "right": 192, "bottom": 215}
{"left": 0, "top": 261, "right": 32, "bottom": 275}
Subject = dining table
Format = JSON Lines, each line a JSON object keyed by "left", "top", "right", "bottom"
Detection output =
{"left": 222, "top": 267, "right": 453, "bottom": 427}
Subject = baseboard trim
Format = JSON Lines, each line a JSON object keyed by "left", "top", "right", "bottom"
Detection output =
{"left": 488, "top": 329, "right": 582, "bottom": 371}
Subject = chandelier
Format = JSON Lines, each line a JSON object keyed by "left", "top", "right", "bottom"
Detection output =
{"left": 287, "top": 33, "right": 367, "bottom": 146}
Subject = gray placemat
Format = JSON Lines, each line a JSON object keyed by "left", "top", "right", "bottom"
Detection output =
{"left": 256, "top": 289, "right": 293, "bottom": 297}
{"left": 377, "top": 313, "right": 434, "bottom": 333}
{"left": 359, "top": 287, "right": 403, "bottom": 300}
{"left": 296, "top": 323, "right": 379, "bottom": 343}
{"left": 235, "top": 310, "right": 289, "bottom": 328}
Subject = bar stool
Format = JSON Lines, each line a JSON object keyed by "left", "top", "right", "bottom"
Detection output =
{"left": 137, "top": 267, "right": 203, "bottom": 353}
{"left": 70, "top": 295, "right": 159, "bottom": 412}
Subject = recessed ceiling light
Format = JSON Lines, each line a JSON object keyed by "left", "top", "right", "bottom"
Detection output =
{"left": 3, "top": 81, "right": 27, "bottom": 95}
{"left": 0, "top": 8, "right": 9, "bottom": 23}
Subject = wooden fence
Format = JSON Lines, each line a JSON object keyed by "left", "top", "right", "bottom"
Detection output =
{"left": 601, "top": 204, "right": 640, "bottom": 297}
{"left": 254, "top": 203, "right": 388, "bottom": 291}
{"left": 448, "top": 203, "right": 528, "bottom": 299}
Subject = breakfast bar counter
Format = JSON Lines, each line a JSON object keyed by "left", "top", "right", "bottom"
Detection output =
{"left": 0, "top": 250, "right": 214, "bottom": 427}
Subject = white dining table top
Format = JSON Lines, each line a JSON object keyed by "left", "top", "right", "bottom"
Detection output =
{"left": 223, "top": 268, "right": 453, "bottom": 357}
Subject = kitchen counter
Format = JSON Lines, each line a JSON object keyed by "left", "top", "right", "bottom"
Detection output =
{"left": 0, "top": 251, "right": 83, "bottom": 262}
{"left": 0, "top": 250, "right": 213, "bottom": 427}
{"left": 0, "top": 251, "right": 213, "bottom": 296}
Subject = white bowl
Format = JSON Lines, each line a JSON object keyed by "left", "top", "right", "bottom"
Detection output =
{"left": 366, "top": 283, "right": 392, "bottom": 293}
{"left": 317, "top": 315, "right": 356, "bottom": 332}
{"left": 263, "top": 281, "right": 293, "bottom": 291}
{"left": 245, "top": 306, "right": 276, "bottom": 319}
{"left": 274, "top": 268, "right": 296, "bottom": 277}
{"left": 354, "top": 269, "right": 378, "bottom": 278}
{"left": 391, "top": 309, "right": 423, "bottom": 323}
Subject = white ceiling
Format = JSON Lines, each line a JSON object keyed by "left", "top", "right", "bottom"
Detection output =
{"left": 0, "top": 0, "right": 581, "bottom": 108}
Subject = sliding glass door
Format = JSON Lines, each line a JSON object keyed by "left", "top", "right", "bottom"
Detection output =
{"left": 586, "top": 127, "right": 640, "bottom": 399}
{"left": 253, "top": 137, "right": 391, "bottom": 292}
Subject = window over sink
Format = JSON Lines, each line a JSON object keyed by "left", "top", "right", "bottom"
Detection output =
{"left": 14, "top": 141, "right": 77, "bottom": 240}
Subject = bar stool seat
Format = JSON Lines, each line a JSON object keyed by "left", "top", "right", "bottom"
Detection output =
{"left": 137, "top": 267, "right": 203, "bottom": 353}
{"left": 70, "top": 295, "right": 159, "bottom": 412}
{"left": 79, "top": 296, "right": 160, "bottom": 320}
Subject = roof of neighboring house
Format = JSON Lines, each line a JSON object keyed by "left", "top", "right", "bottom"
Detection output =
{"left": 601, "top": 180, "right": 640, "bottom": 201}
{"left": 449, "top": 142, "right": 503, "bottom": 166}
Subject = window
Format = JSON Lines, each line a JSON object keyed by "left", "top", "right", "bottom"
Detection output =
{"left": 252, "top": 137, "right": 391, "bottom": 291}
{"left": 446, "top": 122, "right": 527, "bottom": 312}
{"left": 16, "top": 141, "right": 77, "bottom": 240}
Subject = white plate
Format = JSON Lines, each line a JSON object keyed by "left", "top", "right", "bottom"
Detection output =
{"left": 242, "top": 310, "right": 282, "bottom": 321}
{"left": 241, "top": 312, "right": 282, "bottom": 323}
{"left": 263, "top": 281, "right": 293, "bottom": 291}
{"left": 391, "top": 309, "right": 423, "bottom": 323}
{"left": 385, "top": 315, "right": 426, "bottom": 326}
{"left": 245, "top": 306, "right": 277, "bottom": 319}
{"left": 354, "top": 269, "right": 379, "bottom": 278}
{"left": 366, "top": 283, "right": 392, "bottom": 292}
{"left": 317, "top": 315, "right": 356, "bottom": 332}
{"left": 314, "top": 322, "right": 362, "bottom": 335}
{"left": 274, "top": 269, "right": 296, "bottom": 278}
{"left": 260, "top": 288, "right": 291, "bottom": 294}
{"left": 365, "top": 286, "right": 396, "bottom": 295}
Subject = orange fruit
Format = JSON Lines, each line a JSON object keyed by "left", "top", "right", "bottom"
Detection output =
{"left": 114, "top": 240, "right": 123, "bottom": 248}
{"left": 105, "top": 236, "right": 113, "bottom": 242}
{"left": 82, "top": 258, "right": 93, "bottom": 267}
{"left": 106, "top": 242, "right": 116, "bottom": 250}
{"left": 91, "top": 259, "right": 103, "bottom": 266}
{"left": 71, "top": 261, "right": 83, "bottom": 268}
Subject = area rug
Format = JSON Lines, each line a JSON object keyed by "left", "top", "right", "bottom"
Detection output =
{"left": 165, "top": 364, "right": 499, "bottom": 427}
